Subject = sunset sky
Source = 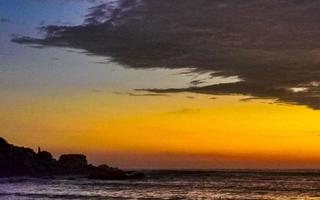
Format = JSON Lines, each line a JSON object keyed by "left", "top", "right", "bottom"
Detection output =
{"left": 2, "top": 0, "right": 320, "bottom": 169}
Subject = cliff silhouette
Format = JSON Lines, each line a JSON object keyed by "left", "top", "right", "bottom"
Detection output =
{"left": 0, "top": 137, "right": 144, "bottom": 180}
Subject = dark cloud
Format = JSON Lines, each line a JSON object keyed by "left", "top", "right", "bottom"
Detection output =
{"left": 0, "top": 17, "right": 11, "bottom": 23}
{"left": 165, "top": 108, "right": 199, "bottom": 115}
{"left": 83, "top": 0, "right": 142, "bottom": 24}
{"left": 190, "top": 80, "right": 205, "bottom": 86}
{"left": 114, "top": 91, "right": 169, "bottom": 97}
{"left": 12, "top": 0, "right": 320, "bottom": 109}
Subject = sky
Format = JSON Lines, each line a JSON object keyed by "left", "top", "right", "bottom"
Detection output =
{"left": 2, "top": 0, "right": 320, "bottom": 169}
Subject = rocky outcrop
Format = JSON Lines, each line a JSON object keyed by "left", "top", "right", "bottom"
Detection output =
{"left": 0, "top": 137, "right": 144, "bottom": 180}
{"left": 59, "top": 154, "right": 88, "bottom": 174}
{"left": 0, "top": 138, "right": 37, "bottom": 177}
{"left": 87, "top": 164, "right": 144, "bottom": 180}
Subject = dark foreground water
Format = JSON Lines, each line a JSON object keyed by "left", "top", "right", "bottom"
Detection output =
{"left": 1, "top": 170, "right": 320, "bottom": 199}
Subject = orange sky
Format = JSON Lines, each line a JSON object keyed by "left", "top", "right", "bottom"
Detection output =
{"left": 3, "top": 90, "right": 320, "bottom": 169}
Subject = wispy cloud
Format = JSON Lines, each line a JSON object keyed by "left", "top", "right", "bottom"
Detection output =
{"left": 165, "top": 108, "right": 200, "bottom": 115}
{"left": 0, "top": 17, "right": 11, "bottom": 23}
{"left": 114, "top": 91, "right": 169, "bottom": 97}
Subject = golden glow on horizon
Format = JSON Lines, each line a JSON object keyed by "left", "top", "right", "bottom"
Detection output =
{"left": 2, "top": 90, "right": 320, "bottom": 168}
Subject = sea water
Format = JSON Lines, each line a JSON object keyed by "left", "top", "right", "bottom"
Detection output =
{"left": 1, "top": 170, "right": 320, "bottom": 199}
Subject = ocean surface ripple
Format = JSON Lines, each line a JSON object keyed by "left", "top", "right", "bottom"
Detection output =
{"left": 1, "top": 170, "right": 320, "bottom": 200}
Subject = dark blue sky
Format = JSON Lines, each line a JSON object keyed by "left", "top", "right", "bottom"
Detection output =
{"left": 0, "top": 0, "right": 88, "bottom": 26}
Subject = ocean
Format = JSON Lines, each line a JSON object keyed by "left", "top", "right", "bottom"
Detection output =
{"left": 1, "top": 170, "right": 320, "bottom": 200}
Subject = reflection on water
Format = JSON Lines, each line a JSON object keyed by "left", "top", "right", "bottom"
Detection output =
{"left": 1, "top": 170, "right": 320, "bottom": 200}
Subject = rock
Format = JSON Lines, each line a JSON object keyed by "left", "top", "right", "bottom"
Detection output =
{"left": 87, "top": 165, "right": 145, "bottom": 180}
{"left": 87, "top": 164, "right": 128, "bottom": 180}
{"left": 0, "top": 138, "right": 37, "bottom": 177}
{"left": 0, "top": 137, "right": 8, "bottom": 147}
{"left": 37, "top": 151, "right": 53, "bottom": 161}
{"left": 126, "top": 171, "right": 145, "bottom": 179}
{"left": 0, "top": 137, "right": 144, "bottom": 180}
{"left": 58, "top": 154, "right": 88, "bottom": 174}
{"left": 34, "top": 153, "right": 58, "bottom": 176}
